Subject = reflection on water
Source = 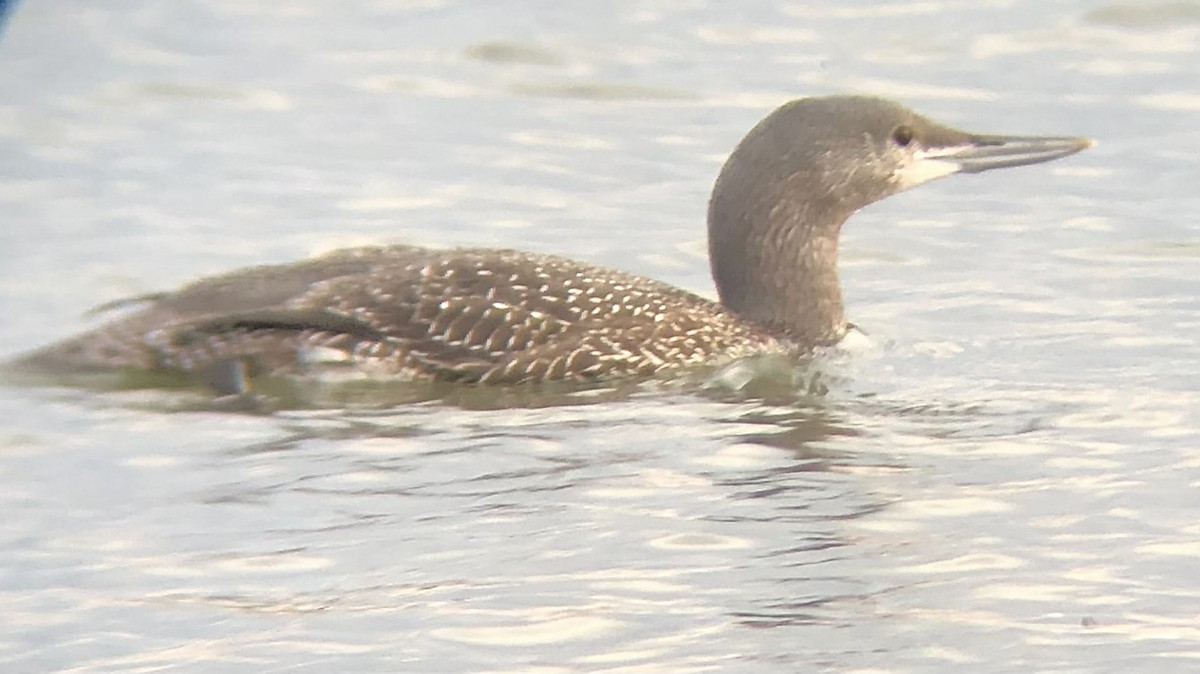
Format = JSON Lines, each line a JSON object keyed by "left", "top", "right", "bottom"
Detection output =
{"left": 2, "top": 333, "right": 857, "bottom": 412}
{"left": 2, "top": 0, "right": 1199, "bottom": 672}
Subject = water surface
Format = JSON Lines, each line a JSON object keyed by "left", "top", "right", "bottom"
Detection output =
{"left": 2, "top": 1, "right": 1199, "bottom": 672}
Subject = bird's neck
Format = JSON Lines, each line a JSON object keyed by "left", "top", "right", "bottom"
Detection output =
{"left": 708, "top": 179, "right": 850, "bottom": 347}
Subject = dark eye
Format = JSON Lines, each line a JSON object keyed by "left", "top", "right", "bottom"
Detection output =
{"left": 891, "top": 125, "right": 914, "bottom": 147}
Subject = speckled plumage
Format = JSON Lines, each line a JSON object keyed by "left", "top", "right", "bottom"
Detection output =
{"left": 19, "top": 245, "right": 785, "bottom": 385}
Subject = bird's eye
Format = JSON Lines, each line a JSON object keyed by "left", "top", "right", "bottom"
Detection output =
{"left": 891, "top": 125, "right": 915, "bottom": 147}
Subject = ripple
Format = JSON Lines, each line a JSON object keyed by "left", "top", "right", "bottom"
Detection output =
{"left": 433, "top": 615, "right": 623, "bottom": 646}
{"left": 902, "top": 553, "right": 1025, "bottom": 574}
{"left": 1084, "top": 2, "right": 1200, "bottom": 28}
{"left": 648, "top": 532, "right": 754, "bottom": 551}
{"left": 1136, "top": 92, "right": 1200, "bottom": 110}
{"left": 213, "top": 552, "right": 334, "bottom": 573}
{"left": 506, "top": 81, "right": 697, "bottom": 101}
{"left": 464, "top": 41, "right": 564, "bottom": 66}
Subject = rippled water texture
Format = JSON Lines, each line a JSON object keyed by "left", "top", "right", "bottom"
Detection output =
{"left": 2, "top": 1, "right": 1199, "bottom": 672}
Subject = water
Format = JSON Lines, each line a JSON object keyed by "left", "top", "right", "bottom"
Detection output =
{"left": 2, "top": 1, "right": 1199, "bottom": 672}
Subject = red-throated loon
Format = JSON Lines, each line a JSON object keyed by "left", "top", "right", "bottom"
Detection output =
{"left": 8, "top": 96, "right": 1091, "bottom": 388}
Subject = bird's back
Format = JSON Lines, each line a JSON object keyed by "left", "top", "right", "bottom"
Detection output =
{"left": 12, "top": 245, "right": 779, "bottom": 385}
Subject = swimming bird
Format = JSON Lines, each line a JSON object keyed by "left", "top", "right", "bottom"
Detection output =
{"left": 10, "top": 96, "right": 1090, "bottom": 389}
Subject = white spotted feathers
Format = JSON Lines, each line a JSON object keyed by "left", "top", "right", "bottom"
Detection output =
{"left": 24, "top": 245, "right": 782, "bottom": 385}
